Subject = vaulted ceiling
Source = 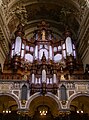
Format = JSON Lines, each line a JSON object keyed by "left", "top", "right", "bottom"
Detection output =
{"left": 3, "top": 0, "right": 86, "bottom": 37}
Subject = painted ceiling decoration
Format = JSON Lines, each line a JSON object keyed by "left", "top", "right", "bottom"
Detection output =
{"left": 0, "top": 0, "right": 88, "bottom": 35}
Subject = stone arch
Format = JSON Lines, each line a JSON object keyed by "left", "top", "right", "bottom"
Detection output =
{"left": 26, "top": 92, "right": 60, "bottom": 109}
{"left": 0, "top": 93, "right": 20, "bottom": 109}
{"left": 67, "top": 93, "right": 89, "bottom": 109}
{"left": 26, "top": 92, "right": 61, "bottom": 117}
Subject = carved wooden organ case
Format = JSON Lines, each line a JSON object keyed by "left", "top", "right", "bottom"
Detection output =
{"left": 1, "top": 21, "right": 84, "bottom": 95}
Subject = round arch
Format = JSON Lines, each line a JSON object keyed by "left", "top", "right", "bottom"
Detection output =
{"left": 26, "top": 92, "right": 60, "bottom": 109}
{"left": 26, "top": 92, "right": 61, "bottom": 117}
{"left": 67, "top": 93, "right": 89, "bottom": 109}
{"left": 0, "top": 93, "right": 20, "bottom": 109}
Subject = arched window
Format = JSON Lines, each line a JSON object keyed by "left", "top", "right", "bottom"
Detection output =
{"left": 60, "top": 85, "right": 67, "bottom": 101}
{"left": 21, "top": 84, "right": 27, "bottom": 101}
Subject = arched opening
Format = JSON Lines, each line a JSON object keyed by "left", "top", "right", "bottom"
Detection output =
{"left": 26, "top": 95, "right": 60, "bottom": 120}
{"left": 0, "top": 95, "right": 19, "bottom": 120}
{"left": 69, "top": 95, "right": 89, "bottom": 120}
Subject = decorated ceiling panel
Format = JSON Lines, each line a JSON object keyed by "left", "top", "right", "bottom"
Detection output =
{"left": 0, "top": 0, "right": 88, "bottom": 38}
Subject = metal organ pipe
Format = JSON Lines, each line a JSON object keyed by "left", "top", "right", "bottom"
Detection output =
{"left": 42, "top": 69, "right": 46, "bottom": 83}
{"left": 65, "top": 37, "right": 73, "bottom": 56}
{"left": 14, "top": 36, "right": 22, "bottom": 56}
{"left": 35, "top": 45, "right": 38, "bottom": 60}
{"left": 32, "top": 73, "right": 35, "bottom": 83}
{"left": 53, "top": 74, "right": 56, "bottom": 83}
